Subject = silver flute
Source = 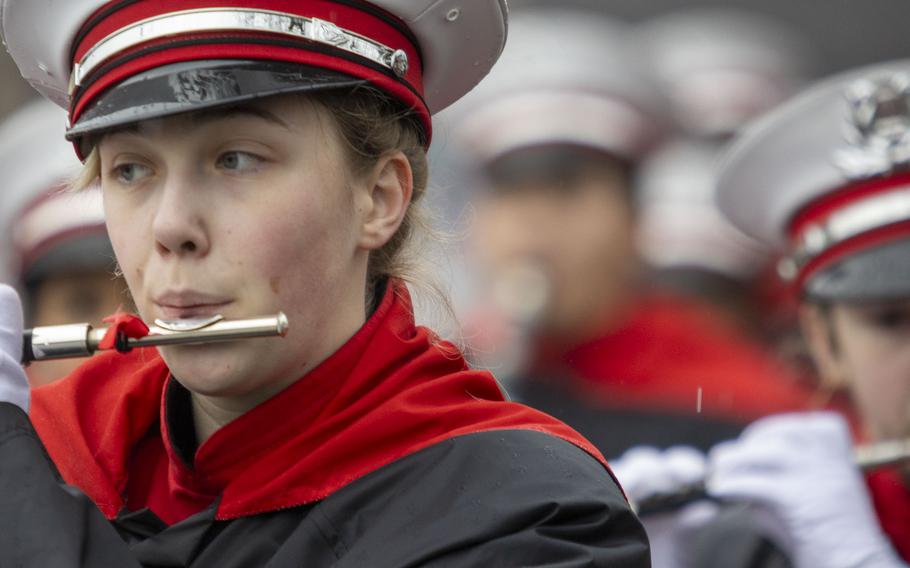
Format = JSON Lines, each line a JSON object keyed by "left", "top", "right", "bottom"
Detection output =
{"left": 855, "top": 438, "right": 910, "bottom": 471}
{"left": 22, "top": 313, "right": 289, "bottom": 364}
{"left": 633, "top": 439, "right": 910, "bottom": 516}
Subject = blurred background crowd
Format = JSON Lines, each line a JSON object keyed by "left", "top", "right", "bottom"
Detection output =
{"left": 3, "top": 1, "right": 910, "bottom": 566}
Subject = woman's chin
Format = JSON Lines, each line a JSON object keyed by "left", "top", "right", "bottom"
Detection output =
{"left": 158, "top": 342, "right": 259, "bottom": 398}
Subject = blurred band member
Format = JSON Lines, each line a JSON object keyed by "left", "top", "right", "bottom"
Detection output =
{"left": 1, "top": 100, "right": 125, "bottom": 386}
{"left": 450, "top": 6, "right": 814, "bottom": 458}
{"left": 617, "top": 60, "right": 910, "bottom": 568}
{"left": 637, "top": 8, "right": 814, "bottom": 339}
{"left": 710, "top": 60, "right": 910, "bottom": 567}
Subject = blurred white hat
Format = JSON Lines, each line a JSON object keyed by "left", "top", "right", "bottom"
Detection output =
{"left": 0, "top": 99, "right": 97, "bottom": 283}
{"left": 446, "top": 6, "right": 668, "bottom": 166}
{"left": 638, "top": 140, "right": 769, "bottom": 279}
{"left": 640, "top": 8, "right": 813, "bottom": 138}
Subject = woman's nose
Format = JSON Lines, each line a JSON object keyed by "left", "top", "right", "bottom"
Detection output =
{"left": 151, "top": 178, "right": 210, "bottom": 258}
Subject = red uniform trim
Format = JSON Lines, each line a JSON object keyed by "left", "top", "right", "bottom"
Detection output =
{"left": 30, "top": 282, "right": 611, "bottom": 524}
{"left": 536, "top": 294, "right": 814, "bottom": 422}
{"left": 786, "top": 172, "right": 910, "bottom": 286}
{"left": 72, "top": 0, "right": 420, "bottom": 62}
{"left": 866, "top": 468, "right": 910, "bottom": 562}
{"left": 796, "top": 221, "right": 910, "bottom": 290}
{"left": 788, "top": 173, "right": 910, "bottom": 240}
{"left": 69, "top": 0, "right": 428, "bottom": 140}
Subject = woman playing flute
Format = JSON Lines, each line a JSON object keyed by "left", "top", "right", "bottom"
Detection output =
{"left": 0, "top": 1, "right": 648, "bottom": 566}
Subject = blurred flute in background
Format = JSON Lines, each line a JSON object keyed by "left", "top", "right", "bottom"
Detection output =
{"left": 633, "top": 438, "right": 910, "bottom": 516}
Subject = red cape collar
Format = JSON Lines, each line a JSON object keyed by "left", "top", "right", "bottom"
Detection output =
{"left": 533, "top": 294, "right": 813, "bottom": 421}
{"left": 31, "top": 282, "right": 606, "bottom": 521}
{"left": 867, "top": 468, "right": 910, "bottom": 562}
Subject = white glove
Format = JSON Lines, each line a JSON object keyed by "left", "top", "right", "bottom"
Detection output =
{"left": 612, "top": 445, "right": 709, "bottom": 504}
{"left": 0, "top": 284, "right": 29, "bottom": 413}
{"left": 707, "top": 412, "right": 906, "bottom": 568}
{"left": 611, "top": 446, "right": 718, "bottom": 568}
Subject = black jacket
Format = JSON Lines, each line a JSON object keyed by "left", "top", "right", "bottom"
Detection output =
{"left": 0, "top": 403, "right": 650, "bottom": 567}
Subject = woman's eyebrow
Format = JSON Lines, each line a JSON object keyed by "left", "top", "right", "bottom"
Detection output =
{"left": 190, "top": 105, "right": 292, "bottom": 130}
{"left": 105, "top": 123, "right": 142, "bottom": 138}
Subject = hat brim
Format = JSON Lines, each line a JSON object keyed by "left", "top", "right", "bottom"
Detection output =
{"left": 67, "top": 59, "right": 368, "bottom": 146}
{"left": 805, "top": 239, "right": 910, "bottom": 302}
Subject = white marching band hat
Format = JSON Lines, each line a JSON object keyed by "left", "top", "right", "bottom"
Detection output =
{"left": 718, "top": 59, "right": 910, "bottom": 301}
{"left": 635, "top": 8, "right": 812, "bottom": 279}
{"left": 0, "top": 99, "right": 107, "bottom": 284}
{"left": 638, "top": 140, "right": 769, "bottom": 279}
{"left": 447, "top": 6, "right": 667, "bottom": 166}
{"left": 1, "top": 0, "right": 509, "bottom": 157}
{"left": 640, "top": 7, "right": 812, "bottom": 139}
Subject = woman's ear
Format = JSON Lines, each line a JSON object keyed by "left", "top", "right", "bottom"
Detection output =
{"left": 356, "top": 150, "right": 413, "bottom": 250}
{"left": 798, "top": 303, "right": 851, "bottom": 392}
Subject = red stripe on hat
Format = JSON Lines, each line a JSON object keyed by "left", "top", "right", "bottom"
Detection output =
{"left": 789, "top": 172, "right": 910, "bottom": 240}
{"left": 73, "top": 0, "right": 421, "bottom": 79}
{"left": 71, "top": 40, "right": 429, "bottom": 136}
{"left": 787, "top": 172, "right": 910, "bottom": 288}
{"left": 796, "top": 220, "right": 910, "bottom": 290}
{"left": 69, "top": 0, "right": 426, "bottom": 138}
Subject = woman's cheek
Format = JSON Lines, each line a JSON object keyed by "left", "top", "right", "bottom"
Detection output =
{"left": 105, "top": 222, "right": 142, "bottom": 295}
{"left": 880, "top": 354, "right": 910, "bottom": 438}
{"left": 852, "top": 350, "right": 910, "bottom": 440}
{"left": 236, "top": 215, "right": 316, "bottom": 301}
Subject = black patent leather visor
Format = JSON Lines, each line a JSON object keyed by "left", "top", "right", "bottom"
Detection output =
{"left": 804, "top": 239, "right": 910, "bottom": 302}
{"left": 67, "top": 59, "right": 368, "bottom": 148}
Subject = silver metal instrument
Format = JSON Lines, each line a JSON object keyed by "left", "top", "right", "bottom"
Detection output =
{"left": 22, "top": 313, "right": 289, "bottom": 363}
{"left": 632, "top": 438, "right": 910, "bottom": 517}
{"left": 855, "top": 437, "right": 910, "bottom": 471}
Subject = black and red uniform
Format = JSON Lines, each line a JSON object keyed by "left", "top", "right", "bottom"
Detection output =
{"left": 517, "top": 292, "right": 815, "bottom": 457}
{"left": 0, "top": 282, "right": 648, "bottom": 566}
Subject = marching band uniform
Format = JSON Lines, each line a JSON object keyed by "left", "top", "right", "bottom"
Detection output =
{"left": 522, "top": 294, "right": 815, "bottom": 457}
{"left": 635, "top": 8, "right": 814, "bottom": 350}
{"left": 0, "top": 1, "right": 649, "bottom": 566}
{"left": 24, "top": 285, "right": 643, "bottom": 566}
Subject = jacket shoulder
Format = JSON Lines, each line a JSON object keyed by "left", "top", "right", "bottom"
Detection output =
{"left": 316, "top": 429, "right": 649, "bottom": 567}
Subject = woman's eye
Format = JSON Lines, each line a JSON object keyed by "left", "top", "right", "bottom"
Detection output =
{"left": 216, "top": 151, "right": 263, "bottom": 172}
{"left": 865, "top": 308, "right": 910, "bottom": 331}
{"left": 113, "top": 163, "right": 153, "bottom": 184}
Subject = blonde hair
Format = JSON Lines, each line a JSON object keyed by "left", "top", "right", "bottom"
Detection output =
{"left": 73, "top": 148, "right": 101, "bottom": 193}
{"left": 307, "top": 86, "right": 431, "bottom": 306}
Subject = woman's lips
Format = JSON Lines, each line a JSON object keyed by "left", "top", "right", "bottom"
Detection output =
{"left": 153, "top": 292, "right": 233, "bottom": 320}
{"left": 155, "top": 303, "right": 233, "bottom": 320}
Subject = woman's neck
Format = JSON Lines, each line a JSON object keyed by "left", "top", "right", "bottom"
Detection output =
{"left": 190, "top": 393, "right": 256, "bottom": 445}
